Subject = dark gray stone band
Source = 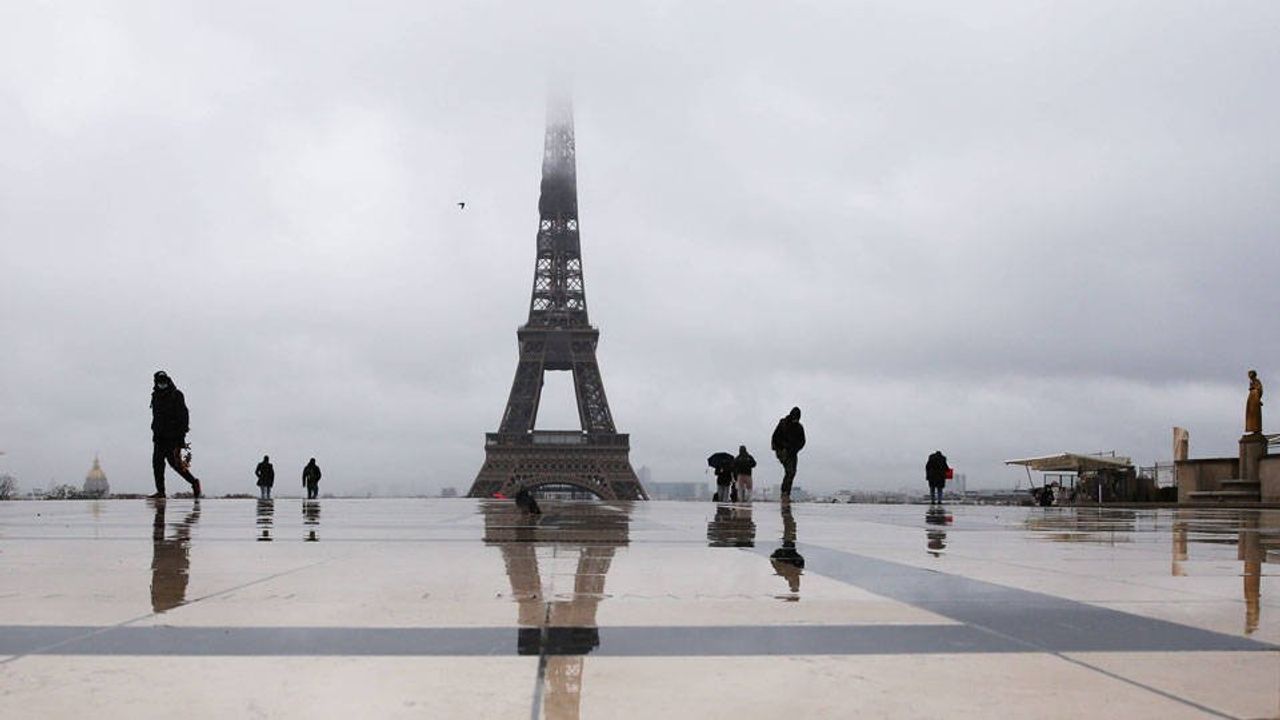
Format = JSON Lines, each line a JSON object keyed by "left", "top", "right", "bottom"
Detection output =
{"left": 751, "top": 542, "right": 1275, "bottom": 653}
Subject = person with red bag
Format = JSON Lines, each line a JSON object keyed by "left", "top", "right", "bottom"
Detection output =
{"left": 925, "top": 450, "right": 950, "bottom": 505}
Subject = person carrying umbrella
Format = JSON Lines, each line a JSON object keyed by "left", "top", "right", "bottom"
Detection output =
{"left": 708, "top": 451, "right": 735, "bottom": 502}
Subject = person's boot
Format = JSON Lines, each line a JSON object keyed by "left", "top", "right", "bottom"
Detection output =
{"left": 148, "top": 492, "right": 165, "bottom": 499}
{"left": 191, "top": 478, "right": 202, "bottom": 499}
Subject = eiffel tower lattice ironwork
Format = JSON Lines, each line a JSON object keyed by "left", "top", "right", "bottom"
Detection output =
{"left": 468, "top": 98, "right": 647, "bottom": 501}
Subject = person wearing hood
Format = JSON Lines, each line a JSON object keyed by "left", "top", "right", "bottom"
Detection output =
{"left": 770, "top": 407, "right": 806, "bottom": 498}
{"left": 150, "top": 371, "right": 201, "bottom": 499}
{"left": 733, "top": 445, "right": 757, "bottom": 503}
{"left": 302, "top": 458, "right": 322, "bottom": 499}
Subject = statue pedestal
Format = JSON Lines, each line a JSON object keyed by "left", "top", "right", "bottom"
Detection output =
{"left": 1238, "top": 433, "right": 1268, "bottom": 481}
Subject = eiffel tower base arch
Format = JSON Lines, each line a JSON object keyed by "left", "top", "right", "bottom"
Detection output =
{"left": 470, "top": 432, "right": 647, "bottom": 500}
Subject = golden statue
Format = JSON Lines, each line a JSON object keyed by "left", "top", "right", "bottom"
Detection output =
{"left": 1245, "top": 370, "right": 1263, "bottom": 433}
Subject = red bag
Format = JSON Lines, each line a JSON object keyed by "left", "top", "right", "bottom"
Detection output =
{"left": 945, "top": 468, "right": 954, "bottom": 480}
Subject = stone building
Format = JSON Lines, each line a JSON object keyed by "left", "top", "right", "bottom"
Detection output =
{"left": 83, "top": 456, "right": 110, "bottom": 497}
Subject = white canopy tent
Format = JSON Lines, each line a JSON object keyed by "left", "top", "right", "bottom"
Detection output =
{"left": 1005, "top": 453, "right": 1133, "bottom": 473}
{"left": 1005, "top": 452, "right": 1136, "bottom": 503}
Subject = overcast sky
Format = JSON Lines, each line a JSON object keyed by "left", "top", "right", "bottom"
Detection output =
{"left": 2, "top": 2, "right": 1277, "bottom": 496}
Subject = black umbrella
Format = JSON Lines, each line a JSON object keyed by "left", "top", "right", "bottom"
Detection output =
{"left": 707, "top": 452, "right": 734, "bottom": 470}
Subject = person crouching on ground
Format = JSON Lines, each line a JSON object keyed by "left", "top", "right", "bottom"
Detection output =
{"left": 514, "top": 485, "right": 541, "bottom": 514}
{"left": 733, "top": 445, "right": 756, "bottom": 503}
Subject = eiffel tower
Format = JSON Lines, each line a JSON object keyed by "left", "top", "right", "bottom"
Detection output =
{"left": 468, "top": 97, "right": 647, "bottom": 501}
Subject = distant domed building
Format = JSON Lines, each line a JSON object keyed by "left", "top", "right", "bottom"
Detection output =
{"left": 83, "top": 456, "right": 110, "bottom": 497}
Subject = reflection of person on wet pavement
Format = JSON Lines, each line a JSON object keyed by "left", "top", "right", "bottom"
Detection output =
{"left": 255, "top": 455, "right": 274, "bottom": 500}
{"left": 302, "top": 458, "right": 321, "bottom": 499}
{"left": 925, "top": 506, "right": 951, "bottom": 557}
{"left": 707, "top": 504, "right": 755, "bottom": 547}
{"left": 256, "top": 498, "right": 274, "bottom": 542}
{"left": 303, "top": 499, "right": 321, "bottom": 542}
{"left": 149, "top": 371, "right": 202, "bottom": 499}
{"left": 770, "top": 499, "right": 804, "bottom": 594}
{"left": 150, "top": 498, "right": 200, "bottom": 613}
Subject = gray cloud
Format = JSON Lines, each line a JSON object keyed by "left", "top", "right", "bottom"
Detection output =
{"left": 2, "top": 2, "right": 1277, "bottom": 495}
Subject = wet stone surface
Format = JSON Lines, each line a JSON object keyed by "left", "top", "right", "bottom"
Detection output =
{"left": 0, "top": 499, "right": 1277, "bottom": 719}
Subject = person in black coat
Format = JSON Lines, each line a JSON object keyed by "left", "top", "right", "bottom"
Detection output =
{"left": 771, "top": 407, "right": 806, "bottom": 498}
{"left": 514, "top": 484, "right": 541, "bottom": 515}
{"left": 302, "top": 458, "right": 322, "bottom": 499}
{"left": 733, "top": 445, "right": 757, "bottom": 503}
{"left": 925, "top": 450, "right": 949, "bottom": 504}
{"left": 255, "top": 455, "right": 275, "bottom": 500}
{"left": 713, "top": 463, "right": 735, "bottom": 502}
{"left": 150, "top": 371, "right": 201, "bottom": 499}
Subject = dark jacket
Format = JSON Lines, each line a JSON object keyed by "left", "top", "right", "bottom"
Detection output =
{"left": 771, "top": 417, "right": 806, "bottom": 456}
{"left": 733, "top": 450, "right": 757, "bottom": 476}
{"left": 303, "top": 462, "right": 322, "bottom": 486}
{"left": 714, "top": 466, "right": 734, "bottom": 486}
{"left": 255, "top": 461, "right": 275, "bottom": 488}
{"left": 926, "top": 452, "right": 949, "bottom": 485}
{"left": 151, "top": 387, "right": 189, "bottom": 444}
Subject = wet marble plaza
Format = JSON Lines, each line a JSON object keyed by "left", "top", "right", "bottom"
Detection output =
{"left": 0, "top": 499, "right": 1276, "bottom": 719}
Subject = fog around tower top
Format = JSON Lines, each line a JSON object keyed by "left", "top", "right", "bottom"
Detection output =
{"left": 1, "top": 2, "right": 1277, "bottom": 495}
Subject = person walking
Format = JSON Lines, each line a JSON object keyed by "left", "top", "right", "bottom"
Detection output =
{"left": 733, "top": 445, "right": 757, "bottom": 503}
{"left": 302, "top": 458, "right": 322, "bottom": 500}
{"left": 255, "top": 455, "right": 275, "bottom": 500}
{"left": 771, "top": 407, "right": 806, "bottom": 498}
{"left": 149, "top": 371, "right": 201, "bottom": 499}
{"left": 925, "top": 450, "right": 950, "bottom": 504}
